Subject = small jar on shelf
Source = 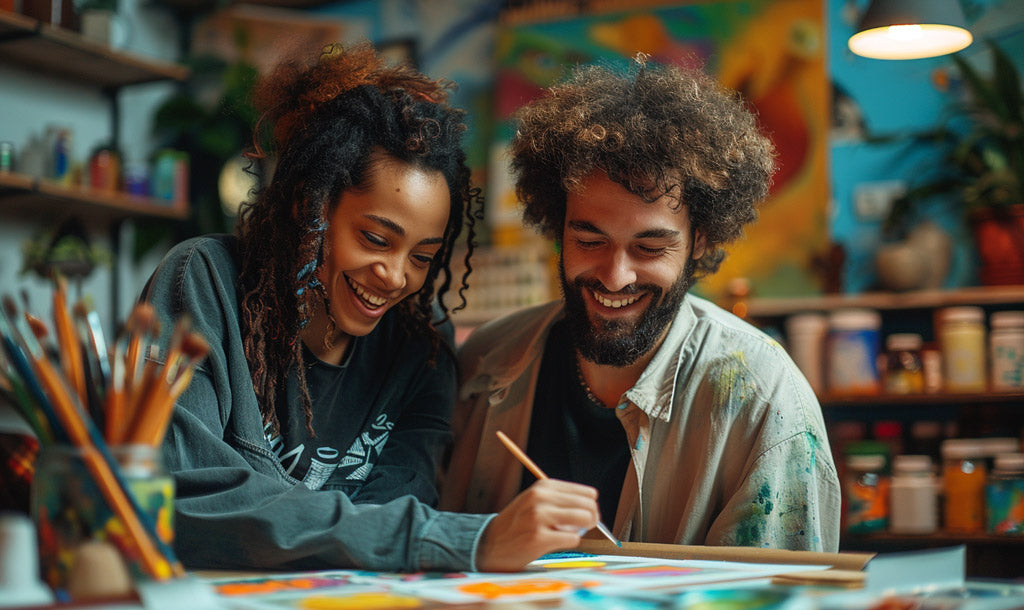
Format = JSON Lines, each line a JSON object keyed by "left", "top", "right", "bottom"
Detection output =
{"left": 844, "top": 452, "right": 889, "bottom": 534}
{"left": 989, "top": 311, "right": 1024, "bottom": 392}
{"left": 937, "top": 306, "right": 987, "bottom": 393}
{"left": 883, "top": 333, "right": 924, "bottom": 395}
{"left": 889, "top": 454, "right": 938, "bottom": 534}
{"left": 827, "top": 308, "right": 881, "bottom": 396}
{"left": 941, "top": 439, "right": 988, "bottom": 533}
{"left": 986, "top": 453, "right": 1024, "bottom": 535}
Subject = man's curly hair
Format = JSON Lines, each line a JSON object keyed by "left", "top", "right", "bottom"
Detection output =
{"left": 237, "top": 43, "right": 479, "bottom": 435}
{"left": 510, "top": 55, "right": 776, "bottom": 277}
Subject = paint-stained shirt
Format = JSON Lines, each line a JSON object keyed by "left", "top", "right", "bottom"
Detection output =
{"left": 441, "top": 295, "right": 841, "bottom": 552}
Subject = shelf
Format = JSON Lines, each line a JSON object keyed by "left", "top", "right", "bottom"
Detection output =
{"left": 820, "top": 392, "right": 1024, "bottom": 409}
{"left": 846, "top": 532, "right": 1024, "bottom": 546}
{"left": 0, "top": 171, "right": 189, "bottom": 222}
{"left": 747, "top": 286, "right": 1024, "bottom": 318}
{"left": 0, "top": 10, "right": 189, "bottom": 88}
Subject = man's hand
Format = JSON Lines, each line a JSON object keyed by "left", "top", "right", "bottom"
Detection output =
{"left": 475, "top": 479, "right": 600, "bottom": 572}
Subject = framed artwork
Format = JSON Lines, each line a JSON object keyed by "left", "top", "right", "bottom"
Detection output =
{"left": 491, "top": 0, "right": 829, "bottom": 300}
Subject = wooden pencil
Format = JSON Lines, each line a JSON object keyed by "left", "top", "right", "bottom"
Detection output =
{"left": 130, "top": 331, "right": 208, "bottom": 447}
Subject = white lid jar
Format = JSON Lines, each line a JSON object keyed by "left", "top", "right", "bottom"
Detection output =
{"left": 890, "top": 454, "right": 938, "bottom": 534}
{"left": 990, "top": 310, "right": 1024, "bottom": 391}
{"left": 827, "top": 309, "right": 881, "bottom": 396}
{"left": 937, "top": 306, "right": 986, "bottom": 393}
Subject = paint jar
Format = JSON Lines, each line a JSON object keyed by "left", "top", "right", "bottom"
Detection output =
{"left": 986, "top": 453, "right": 1024, "bottom": 535}
{"left": 827, "top": 309, "right": 881, "bottom": 396}
{"left": 941, "top": 439, "right": 987, "bottom": 533}
{"left": 30, "top": 444, "right": 174, "bottom": 600}
{"left": 937, "top": 306, "right": 987, "bottom": 393}
{"left": 883, "top": 333, "right": 924, "bottom": 395}
{"left": 889, "top": 455, "right": 938, "bottom": 534}
{"left": 921, "top": 342, "right": 943, "bottom": 394}
{"left": 990, "top": 311, "right": 1024, "bottom": 391}
{"left": 0, "top": 141, "right": 13, "bottom": 172}
{"left": 785, "top": 312, "right": 828, "bottom": 395}
{"left": 844, "top": 453, "right": 888, "bottom": 534}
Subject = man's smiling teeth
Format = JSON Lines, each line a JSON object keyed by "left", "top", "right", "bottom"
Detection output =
{"left": 593, "top": 291, "right": 639, "bottom": 309}
{"left": 347, "top": 277, "right": 387, "bottom": 307}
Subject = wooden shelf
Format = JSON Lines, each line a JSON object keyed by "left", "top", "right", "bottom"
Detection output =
{"left": 0, "top": 10, "right": 189, "bottom": 88}
{"left": 747, "top": 286, "right": 1024, "bottom": 318}
{"left": 0, "top": 171, "right": 189, "bottom": 222}
{"left": 846, "top": 532, "right": 1024, "bottom": 546}
{"left": 820, "top": 391, "right": 1024, "bottom": 409}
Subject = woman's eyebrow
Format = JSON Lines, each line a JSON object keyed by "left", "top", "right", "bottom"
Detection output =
{"left": 365, "top": 214, "right": 443, "bottom": 245}
{"left": 365, "top": 214, "right": 405, "bottom": 236}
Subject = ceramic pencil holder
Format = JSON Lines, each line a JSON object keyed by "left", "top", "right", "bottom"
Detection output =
{"left": 30, "top": 443, "right": 174, "bottom": 602}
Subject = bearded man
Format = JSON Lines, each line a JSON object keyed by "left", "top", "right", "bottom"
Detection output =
{"left": 440, "top": 56, "right": 840, "bottom": 552}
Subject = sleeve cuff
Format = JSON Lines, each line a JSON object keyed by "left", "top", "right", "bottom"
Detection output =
{"left": 415, "top": 511, "right": 496, "bottom": 572}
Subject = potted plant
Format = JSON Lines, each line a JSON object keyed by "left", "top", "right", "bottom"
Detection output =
{"left": 885, "top": 39, "right": 1024, "bottom": 286}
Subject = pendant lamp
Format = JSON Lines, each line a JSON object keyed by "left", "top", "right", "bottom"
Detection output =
{"left": 849, "top": 0, "right": 973, "bottom": 60}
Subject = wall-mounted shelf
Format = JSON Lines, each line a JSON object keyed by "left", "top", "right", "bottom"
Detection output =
{"left": 0, "top": 172, "right": 188, "bottom": 223}
{"left": 821, "top": 391, "right": 1024, "bottom": 409}
{"left": 746, "top": 286, "right": 1024, "bottom": 318}
{"left": 0, "top": 10, "right": 189, "bottom": 87}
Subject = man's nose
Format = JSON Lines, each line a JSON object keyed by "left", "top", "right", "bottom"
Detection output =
{"left": 594, "top": 249, "right": 637, "bottom": 293}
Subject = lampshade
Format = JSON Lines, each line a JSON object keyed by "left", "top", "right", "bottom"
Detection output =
{"left": 849, "top": 0, "right": 973, "bottom": 60}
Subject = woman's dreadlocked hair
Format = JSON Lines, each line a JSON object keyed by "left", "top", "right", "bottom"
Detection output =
{"left": 237, "top": 43, "right": 479, "bottom": 436}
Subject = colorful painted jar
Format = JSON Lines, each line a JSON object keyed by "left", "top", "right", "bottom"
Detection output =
{"left": 30, "top": 444, "right": 174, "bottom": 600}
{"left": 844, "top": 453, "right": 889, "bottom": 534}
{"left": 986, "top": 453, "right": 1024, "bottom": 535}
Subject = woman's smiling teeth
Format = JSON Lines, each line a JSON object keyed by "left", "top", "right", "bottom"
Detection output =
{"left": 347, "top": 276, "right": 388, "bottom": 308}
{"left": 592, "top": 290, "right": 640, "bottom": 309}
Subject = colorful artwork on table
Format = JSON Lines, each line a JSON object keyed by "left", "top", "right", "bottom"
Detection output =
{"left": 491, "top": 0, "right": 829, "bottom": 299}
{"left": 205, "top": 555, "right": 822, "bottom": 608}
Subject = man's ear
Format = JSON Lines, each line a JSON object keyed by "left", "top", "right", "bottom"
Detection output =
{"left": 692, "top": 230, "right": 707, "bottom": 260}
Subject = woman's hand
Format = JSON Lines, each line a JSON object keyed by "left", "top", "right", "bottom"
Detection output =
{"left": 474, "top": 479, "right": 600, "bottom": 572}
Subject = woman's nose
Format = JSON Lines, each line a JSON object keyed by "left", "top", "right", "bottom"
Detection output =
{"left": 372, "top": 259, "right": 407, "bottom": 292}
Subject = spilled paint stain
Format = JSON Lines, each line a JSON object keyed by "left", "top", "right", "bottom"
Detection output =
{"left": 710, "top": 351, "right": 757, "bottom": 415}
{"left": 756, "top": 482, "right": 774, "bottom": 515}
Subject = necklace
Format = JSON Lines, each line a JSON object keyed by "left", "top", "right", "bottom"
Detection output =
{"left": 575, "top": 357, "right": 605, "bottom": 407}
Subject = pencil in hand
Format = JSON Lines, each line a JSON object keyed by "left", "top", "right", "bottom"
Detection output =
{"left": 495, "top": 430, "right": 622, "bottom": 547}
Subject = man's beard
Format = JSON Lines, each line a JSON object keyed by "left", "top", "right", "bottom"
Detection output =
{"left": 561, "top": 257, "right": 696, "bottom": 367}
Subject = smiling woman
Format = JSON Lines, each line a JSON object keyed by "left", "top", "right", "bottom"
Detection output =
{"left": 136, "top": 42, "right": 604, "bottom": 573}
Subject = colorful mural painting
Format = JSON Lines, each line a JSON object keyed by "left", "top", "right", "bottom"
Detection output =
{"left": 491, "top": 0, "right": 829, "bottom": 299}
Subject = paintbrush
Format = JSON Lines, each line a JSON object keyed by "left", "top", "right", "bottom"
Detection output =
{"left": 107, "top": 304, "right": 158, "bottom": 445}
{"left": 495, "top": 430, "right": 622, "bottom": 548}
{"left": 73, "top": 298, "right": 110, "bottom": 400}
{"left": 1, "top": 296, "right": 67, "bottom": 442}
{"left": 20, "top": 308, "right": 184, "bottom": 580}
{"left": 0, "top": 352, "right": 51, "bottom": 440}
{"left": 129, "top": 330, "right": 208, "bottom": 447}
{"left": 123, "top": 303, "right": 158, "bottom": 400}
{"left": 52, "top": 275, "right": 87, "bottom": 408}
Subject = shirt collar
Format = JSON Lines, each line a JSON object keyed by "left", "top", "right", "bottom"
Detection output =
{"left": 622, "top": 294, "right": 698, "bottom": 422}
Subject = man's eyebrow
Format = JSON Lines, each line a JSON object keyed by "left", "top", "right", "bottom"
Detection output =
{"left": 365, "top": 214, "right": 444, "bottom": 246}
{"left": 635, "top": 228, "right": 680, "bottom": 240}
{"left": 567, "top": 220, "right": 603, "bottom": 234}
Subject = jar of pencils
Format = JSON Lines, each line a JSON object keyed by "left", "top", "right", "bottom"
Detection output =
{"left": 30, "top": 443, "right": 174, "bottom": 601}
